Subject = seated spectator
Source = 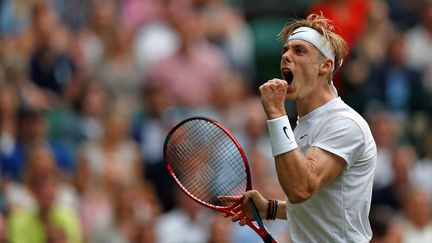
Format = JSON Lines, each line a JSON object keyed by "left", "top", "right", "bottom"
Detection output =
{"left": 404, "top": 1, "right": 432, "bottom": 93}
{"left": 398, "top": 188, "right": 432, "bottom": 243}
{"left": 132, "top": 83, "right": 187, "bottom": 211}
{"left": 76, "top": 102, "right": 142, "bottom": 239}
{"left": 2, "top": 107, "right": 75, "bottom": 182}
{"left": 90, "top": 180, "right": 160, "bottom": 243}
{"left": 147, "top": 7, "right": 228, "bottom": 107}
{"left": 194, "top": 0, "right": 255, "bottom": 75}
{"left": 155, "top": 191, "right": 214, "bottom": 243}
{"left": 369, "top": 111, "right": 401, "bottom": 190}
{"left": 411, "top": 129, "right": 432, "bottom": 198}
{"left": 366, "top": 32, "right": 430, "bottom": 121}
{"left": 4, "top": 144, "right": 79, "bottom": 213}
{"left": 28, "top": 2, "right": 78, "bottom": 105}
{"left": 369, "top": 204, "right": 402, "bottom": 243}
{"left": 6, "top": 144, "right": 82, "bottom": 243}
{"left": 74, "top": 80, "right": 112, "bottom": 142}
{"left": 94, "top": 22, "right": 142, "bottom": 109}
{"left": 372, "top": 145, "right": 417, "bottom": 212}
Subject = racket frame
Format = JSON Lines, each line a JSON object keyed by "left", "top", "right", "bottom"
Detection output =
{"left": 163, "top": 117, "right": 277, "bottom": 243}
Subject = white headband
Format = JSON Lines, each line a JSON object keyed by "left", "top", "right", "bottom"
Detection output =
{"left": 288, "top": 27, "right": 339, "bottom": 95}
{"left": 287, "top": 27, "right": 335, "bottom": 64}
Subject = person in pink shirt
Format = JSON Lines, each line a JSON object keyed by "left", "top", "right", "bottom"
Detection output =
{"left": 147, "top": 7, "right": 228, "bottom": 108}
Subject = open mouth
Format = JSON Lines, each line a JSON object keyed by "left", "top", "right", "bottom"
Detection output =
{"left": 282, "top": 70, "right": 294, "bottom": 85}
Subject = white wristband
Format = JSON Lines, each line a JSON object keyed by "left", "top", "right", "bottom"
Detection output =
{"left": 267, "top": 115, "right": 298, "bottom": 157}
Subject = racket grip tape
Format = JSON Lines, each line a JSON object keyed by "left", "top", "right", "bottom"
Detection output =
{"left": 249, "top": 201, "right": 277, "bottom": 243}
{"left": 249, "top": 201, "right": 264, "bottom": 227}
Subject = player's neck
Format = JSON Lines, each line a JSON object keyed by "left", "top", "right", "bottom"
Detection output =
{"left": 296, "top": 90, "right": 336, "bottom": 117}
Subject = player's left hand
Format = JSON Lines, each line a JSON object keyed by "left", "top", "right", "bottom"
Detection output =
{"left": 218, "top": 190, "right": 268, "bottom": 226}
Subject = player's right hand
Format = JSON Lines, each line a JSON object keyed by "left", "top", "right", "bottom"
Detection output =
{"left": 259, "top": 79, "right": 288, "bottom": 120}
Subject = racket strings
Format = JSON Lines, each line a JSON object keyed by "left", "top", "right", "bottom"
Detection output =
{"left": 166, "top": 119, "right": 247, "bottom": 207}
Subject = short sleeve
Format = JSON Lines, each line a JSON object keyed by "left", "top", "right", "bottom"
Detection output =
{"left": 311, "top": 116, "right": 365, "bottom": 168}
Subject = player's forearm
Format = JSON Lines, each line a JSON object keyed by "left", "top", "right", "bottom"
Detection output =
{"left": 274, "top": 150, "right": 318, "bottom": 204}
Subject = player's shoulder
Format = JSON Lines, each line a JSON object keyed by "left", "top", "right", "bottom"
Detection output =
{"left": 323, "top": 98, "right": 368, "bottom": 125}
{"left": 317, "top": 98, "right": 373, "bottom": 139}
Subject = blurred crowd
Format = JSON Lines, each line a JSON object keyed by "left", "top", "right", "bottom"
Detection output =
{"left": 0, "top": 0, "right": 432, "bottom": 242}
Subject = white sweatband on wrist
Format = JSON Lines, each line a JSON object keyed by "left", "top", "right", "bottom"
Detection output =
{"left": 267, "top": 115, "right": 298, "bottom": 157}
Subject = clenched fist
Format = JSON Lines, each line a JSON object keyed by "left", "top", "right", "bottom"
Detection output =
{"left": 259, "top": 79, "right": 288, "bottom": 119}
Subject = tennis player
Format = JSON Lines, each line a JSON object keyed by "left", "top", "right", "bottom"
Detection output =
{"left": 226, "top": 13, "right": 377, "bottom": 242}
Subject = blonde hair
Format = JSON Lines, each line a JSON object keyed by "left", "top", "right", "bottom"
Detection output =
{"left": 279, "top": 13, "right": 348, "bottom": 75}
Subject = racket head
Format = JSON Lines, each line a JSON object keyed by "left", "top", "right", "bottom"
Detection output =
{"left": 163, "top": 117, "right": 253, "bottom": 211}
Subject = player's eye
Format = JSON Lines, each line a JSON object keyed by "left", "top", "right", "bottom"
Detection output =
{"left": 295, "top": 48, "right": 305, "bottom": 55}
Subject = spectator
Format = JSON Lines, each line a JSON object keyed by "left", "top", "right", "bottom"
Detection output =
{"left": 74, "top": 80, "right": 112, "bottom": 142}
{"left": 192, "top": 71, "right": 251, "bottom": 133}
{"left": 7, "top": 144, "right": 82, "bottom": 243}
{"left": 28, "top": 2, "right": 78, "bottom": 105}
{"left": 74, "top": 0, "right": 117, "bottom": 76}
{"left": 132, "top": 0, "right": 180, "bottom": 75}
{"left": 370, "top": 110, "right": 401, "bottom": 189}
{"left": 1, "top": 107, "right": 75, "bottom": 182}
{"left": 147, "top": 7, "right": 228, "bottom": 107}
{"left": 372, "top": 145, "right": 417, "bottom": 212}
{"left": 76, "top": 102, "right": 141, "bottom": 193}
{"left": 194, "top": 0, "right": 255, "bottom": 75}
{"left": 4, "top": 144, "right": 79, "bottom": 213}
{"left": 404, "top": 1, "right": 432, "bottom": 93}
{"left": 132, "top": 83, "right": 186, "bottom": 211}
{"left": 398, "top": 188, "right": 432, "bottom": 243}
{"left": 411, "top": 129, "right": 432, "bottom": 198}
{"left": 369, "top": 205, "right": 402, "bottom": 243}
{"left": 355, "top": 0, "right": 393, "bottom": 66}
{"left": 155, "top": 191, "right": 214, "bottom": 243}
{"left": 366, "top": 32, "right": 430, "bottom": 121}
{"left": 94, "top": 22, "right": 142, "bottom": 109}
{"left": 90, "top": 181, "right": 160, "bottom": 243}
{"left": 76, "top": 102, "right": 141, "bottom": 239}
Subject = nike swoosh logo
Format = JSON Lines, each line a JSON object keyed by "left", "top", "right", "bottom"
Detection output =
{"left": 290, "top": 30, "right": 307, "bottom": 36}
{"left": 282, "top": 126, "right": 291, "bottom": 141}
{"left": 300, "top": 134, "right": 308, "bottom": 140}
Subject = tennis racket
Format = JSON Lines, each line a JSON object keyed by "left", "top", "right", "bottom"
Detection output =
{"left": 163, "top": 117, "right": 277, "bottom": 243}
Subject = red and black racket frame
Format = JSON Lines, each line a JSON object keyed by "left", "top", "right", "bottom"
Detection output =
{"left": 163, "top": 117, "right": 277, "bottom": 243}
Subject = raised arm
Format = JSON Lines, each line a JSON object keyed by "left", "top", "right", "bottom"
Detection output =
{"left": 260, "top": 79, "right": 346, "bottom": 204}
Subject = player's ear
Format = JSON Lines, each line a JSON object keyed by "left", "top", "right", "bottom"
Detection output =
{"left": 319, "top": 59, "right": 333, "bottom": 75}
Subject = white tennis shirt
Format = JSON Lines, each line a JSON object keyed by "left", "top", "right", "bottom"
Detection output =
{"left": 286, "top": 97, "right": 376, "bottom": 243}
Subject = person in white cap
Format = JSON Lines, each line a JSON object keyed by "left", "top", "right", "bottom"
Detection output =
{"left": 223, "top": 13, "right": 377, "bottom": 242}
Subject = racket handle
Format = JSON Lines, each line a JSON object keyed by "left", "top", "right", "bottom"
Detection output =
{"left": 249, "top": 200, "right": 265, "bottom": 227}
{"left": 249, "top": 201, "right": 277, "bottom": 243}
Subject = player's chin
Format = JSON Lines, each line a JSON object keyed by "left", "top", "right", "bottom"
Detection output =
{"left": 286, "top": 84, "right": 296, "bottom": 96}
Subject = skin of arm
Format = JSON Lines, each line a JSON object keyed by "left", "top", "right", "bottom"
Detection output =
{"left": 274, "top": 147, "right": 346, "bottom": 204}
